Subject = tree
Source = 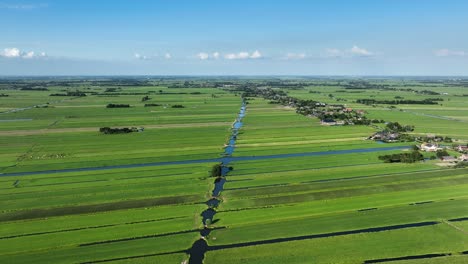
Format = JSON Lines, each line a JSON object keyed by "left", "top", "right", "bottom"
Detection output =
{"left": 211, "top": 164, "right": 222, "bottom": 177}
{"left": 378, "top": 151, "right": 423, "bottom": 163}
{"left": 436, "top": 150, "right": 449, "bottom": 158}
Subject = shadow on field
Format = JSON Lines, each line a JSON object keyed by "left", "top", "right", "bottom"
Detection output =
{"left": 0, "top": 194, "right": 200, "bottom": 222}
{"left": 363, "top": 253, "right": 452, "bottom": 263}
{"left": 207, "top": 221, "right": 439, "bottom": 251}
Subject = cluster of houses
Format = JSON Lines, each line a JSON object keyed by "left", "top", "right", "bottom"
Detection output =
{"left": 457, "top": 145, "right": 468, "bottom": 162}
{"left": 419, "top": 143, "right": 468, "bottom": 163}
{"left": 240, "top": 86, "right": 371, "bottom": 126}
{"left": 440, "top": 154, "right": 468, "bottom": 163}
{"left": 314, "top": 106, "right": 368, "bottom": 126}
{"left": 415, "top": 134, "right": 452, "bottom": 143}
{"left": 368, "top": 131, "right": 401, "bottom": 142}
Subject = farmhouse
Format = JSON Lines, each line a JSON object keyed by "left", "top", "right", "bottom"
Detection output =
{"left": 459, "top": 154, "right": 468, "bottom": 161}
{"left": 321, "top": 120, "right": 336, "bottom": 126}
{"left": 369, "top": 131, "right": 400, "bottom": 142}
{"left": 440, "top": 156, "right": 457, "bottom": 162}
{"left": 320, "top": 120, "right": 344, "bottom": 126}
{"left": 456, "top": 145, "right": 468, "bottom": 152}
{"left": 420, "top": 143, "right": 440, "bottom": 152}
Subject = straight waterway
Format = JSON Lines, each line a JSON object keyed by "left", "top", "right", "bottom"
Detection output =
{"left": 0, "top": 145, "right": 409, "bottom": 177}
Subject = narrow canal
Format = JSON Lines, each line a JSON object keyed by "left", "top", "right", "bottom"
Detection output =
{"left": 187, "top": 100, "right": 246, "bottom": 264}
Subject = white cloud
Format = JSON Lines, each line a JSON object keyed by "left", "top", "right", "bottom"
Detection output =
{"left": 434, "top": 49, "right": 466, "bottom": 57}
{"left": 224, "top": 50, "right": 262, "bottom": 60}
{"left": 196, "top": 51, "right": 224, "bottom": 60}
{"left": 22, "top": 51, "right": 35, "bottom": 59}
{"left": 134, "top": 53, "right": 147, "bottom": 60}
{"left": 1, "top": 47, "right": 46, "bottom": 59}
{"left": 285, "top": 53, "right": 306, "bottom": 60}
{"left": 324, "top": 46, "right": 374, "bottom": 58}
{"left": 2, "top": 48, "right": 21, "bottom": 57}
{"left": 197, "top": 52, "right": 210, "bottom": 60}
{"left": 250, "top": 50, "right": 262, "bottom": 59}
{"left": 350, "top": 45, "right": 373, "bottom": 56}
{"left": 134, "top": 52, "right": 173, "bottom": 60}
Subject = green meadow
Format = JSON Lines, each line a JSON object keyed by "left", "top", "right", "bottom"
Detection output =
{"left": 0, "top": 78, "right": 466, "bottom": 263}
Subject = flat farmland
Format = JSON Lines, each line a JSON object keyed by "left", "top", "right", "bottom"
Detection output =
{"left": 0, "top": 78, "right": 466, "bottom": 263}
{"left": 288, "top": 84, "right": 468, "bottom": 140}
{"left": 202, "top": 95, "right": 468, "bottom": 264}
{"left": 0, "top": 86, "right": 240, "bottom": 173}
{"left": 0, "top": 83, "right": 241, "bottom": 263}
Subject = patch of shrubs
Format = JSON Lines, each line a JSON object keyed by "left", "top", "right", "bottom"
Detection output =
{"left": 99, "top": 127, "right": 141, "bottom": 134}
{"left": 371, "top": 119, "right": 386, "bottom": 123}
{"left": 454, "top": 161, "right": 468, "bottom": 168}
{"left": 106, "top": 104, "right": 130, "bottom": 108}
{"left": 385, "top": 122, "right": 414, "bottom": 132}
{"left": 378, "top": 151, "right": 424, "bottom": 163}
{"left": 171, "top": 104, "right": 185, "bottom": 108}
{"left": 144, "top": 103, "right": 161, "bottom": 107}
{"left": 50, "top": 91, "right": 86, "bottom": 97}
{"left": 211, "top": 164, "right": 222, "bottom": 177}
{"left": 0, "top": 93, "right": 8, "bottom": 97}
{"left": 436, "top": 149, "right": 450, "bottom": 158}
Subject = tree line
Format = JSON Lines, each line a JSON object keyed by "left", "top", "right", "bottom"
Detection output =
{"left": 378, "top": 151, "right": 424, "bottom": 163}
{"left": 99, "top": 127, "right": 141, "bottom": 134}
{"left": 356, "top": 98, "right": 442, "bottom": 105}
{"left": 50, "top": 91, "right": 86, "bottom": 97}
{"left": 106, "top": 104, "right": 130, "bottom": 108}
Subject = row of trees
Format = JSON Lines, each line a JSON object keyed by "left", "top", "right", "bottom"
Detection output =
{"left": 106, "top": 103, "right": 184, "bottom": 108}
{"left": 172, "top": 104, "right": 185, "bottom": 108}
{"left": 378, "top": 151, "right": 424, "bottom": 163}
{"left": 106, "top": 104, "right": 130, "bottom": 108}
{"left": 20, "top": 87, "right": 49, "bottom": 91}
{"left": 50, "top": 91, "right": 86, "bottom": 97}
{"left": 357, "top": 98, "right": 442, "bottom": 105}
{"left": 385, "top": 122, "right": 414, "bottom": 132}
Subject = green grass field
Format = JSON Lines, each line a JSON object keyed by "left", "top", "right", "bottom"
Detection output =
{"left": 0, "top": 78, "right": 466, "bottom": 263}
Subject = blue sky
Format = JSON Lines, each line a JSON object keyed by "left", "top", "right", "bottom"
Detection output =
{"left": 1, "top": 0, "right": 467, "bottom": 75}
